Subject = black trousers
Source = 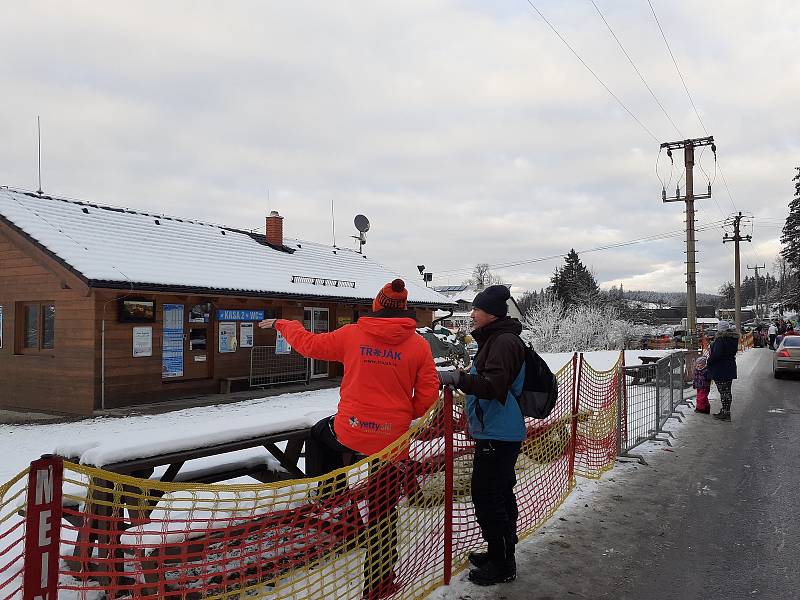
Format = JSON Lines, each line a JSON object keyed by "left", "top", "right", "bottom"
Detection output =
{"left": 471, "top": 439, "right": 521, "bottom": 564}
{"left": 307, "top": 415, "right": 401, "bottom": 591}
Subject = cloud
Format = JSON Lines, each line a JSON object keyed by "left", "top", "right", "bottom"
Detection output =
{"left": 0, "top": 0, "right": 796, "bottom": 296}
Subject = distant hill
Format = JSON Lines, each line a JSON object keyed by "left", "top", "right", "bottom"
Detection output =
{"left": 621, "top": 289, "right": 723, "bottom": 308}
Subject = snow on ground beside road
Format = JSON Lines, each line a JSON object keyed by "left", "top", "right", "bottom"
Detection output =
{"left": 0, "top": 387, "right": 340, "bottom": 482}
{"left": 0, "top": 350, "right": 678, "bottom": 481}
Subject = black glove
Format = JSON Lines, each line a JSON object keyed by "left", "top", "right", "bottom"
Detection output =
{"left": 438, "top": 369, "right": 461, "bottom": 388}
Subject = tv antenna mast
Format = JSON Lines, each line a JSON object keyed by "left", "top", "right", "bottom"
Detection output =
{"left": 36, "top": 116, "right": 43, "bottom": 195}
{"left": 352, "top": 214, "right": 370, "bottom": 254}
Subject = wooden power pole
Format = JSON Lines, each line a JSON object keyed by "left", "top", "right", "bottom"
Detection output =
{"left": 723, "top": 212, "right": 751, "bottom": 333}
{"left": 661, "top": 136, "right": 715, "bottom": 350}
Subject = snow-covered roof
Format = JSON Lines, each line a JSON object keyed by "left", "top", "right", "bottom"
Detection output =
{"left": 0, "top": 187, "right": 453, "bottom": 306}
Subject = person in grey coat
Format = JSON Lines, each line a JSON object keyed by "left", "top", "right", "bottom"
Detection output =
{"left": 707, "top": 320, "right": 739, "bottom": 421}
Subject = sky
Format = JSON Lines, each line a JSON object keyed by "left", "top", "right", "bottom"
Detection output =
{"left": 1, "top": 1, "right": 797, "bottom": 296}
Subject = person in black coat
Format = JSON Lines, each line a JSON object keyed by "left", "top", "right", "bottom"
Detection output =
{"left": 707, "top": 320, "right": 739, "bottom": 421}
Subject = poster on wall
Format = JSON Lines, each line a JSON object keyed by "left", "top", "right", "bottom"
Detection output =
{"left": 132, "top": 326, "right": 153, "bottom": 357}
{"left": 162, "top": 304, "right": 184, "bottom": 378}
{"left": 240, "top": 322, "right": 254, "bottom": 348}
{"left": 219, "top": 322, "right": 237, "bottom": 353}
{"left": 275, "top": 331, "right": 292, "bottom": 355}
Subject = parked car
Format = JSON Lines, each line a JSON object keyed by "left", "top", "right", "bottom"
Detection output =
{"left": 773, "top": 336, "right": 800, "bottom": 378}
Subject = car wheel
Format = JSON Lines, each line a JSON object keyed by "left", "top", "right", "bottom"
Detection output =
{"left": 774, "top": 370, "right": 782, "bottom": 379}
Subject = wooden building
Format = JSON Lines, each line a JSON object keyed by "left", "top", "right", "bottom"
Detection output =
{"left": 0, "top": 188, "right": 452, "bottom": 415}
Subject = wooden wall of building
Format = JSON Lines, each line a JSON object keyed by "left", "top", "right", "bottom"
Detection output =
{"left": 94, "top": 292, "right": 370, "bottom": 408}
{"left": 0, "top": 228, "right": 95, "bottom": 415}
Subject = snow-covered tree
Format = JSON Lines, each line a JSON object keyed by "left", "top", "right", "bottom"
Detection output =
{"left": 780, "top": 167, "right": 800, "bottom": 309}
{"left": 522, "top": 293, "right": 634, "bottom": 352}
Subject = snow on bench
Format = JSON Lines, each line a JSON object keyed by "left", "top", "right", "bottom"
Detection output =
{"left": 55, "top": 408, "right": 335, "bottom": 467}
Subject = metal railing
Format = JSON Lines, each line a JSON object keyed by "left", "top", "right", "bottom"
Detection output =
{"left": 249, "top": 346, "right": 310, "bottom": 388}
{"left": 620, "top": 353, "right": 688, "bottom": 458}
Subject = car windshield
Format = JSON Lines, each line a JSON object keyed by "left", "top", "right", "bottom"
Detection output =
{"left": 782, "top": 337, "right": 800, "bottom": 347}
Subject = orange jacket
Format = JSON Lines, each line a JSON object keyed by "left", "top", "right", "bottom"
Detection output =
{"left": 275, "top": 315, "right": 440, "bottom": 456}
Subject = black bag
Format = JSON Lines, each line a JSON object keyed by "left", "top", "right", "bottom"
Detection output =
{"left": 513, "top": 344, "right": 558, "bottom": 419}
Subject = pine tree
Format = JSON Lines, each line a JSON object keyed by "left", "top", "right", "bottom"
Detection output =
{"left": 549, "top": 249, "right": 599, "bottom": 306}
{"left": 780, "top": 167, "right": 800, "bottom": 308}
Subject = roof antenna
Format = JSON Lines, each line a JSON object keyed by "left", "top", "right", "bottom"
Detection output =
{"left": 330, "top": 199, "right": 336, "bottom": 247}
{"left": 36, "top": 116, "right": 43, "bottom": 195}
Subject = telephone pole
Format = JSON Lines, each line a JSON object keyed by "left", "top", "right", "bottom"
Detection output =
{"left": 747, "top": 264, "right": 766, "bottom": 320}
{"left": 723, "top": 212, "right": 751, "bottom": 333}
{"left": 660, "top": 136, "right": 715, "bottom": 350}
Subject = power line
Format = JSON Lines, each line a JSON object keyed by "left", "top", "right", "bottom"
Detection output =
{"left": 523, "top": 0, "right": 661, "bottom": 143}
{"left": 435, "top": 218, "right": 729, "bottom": 277}
{"left": 589, "top": 0, "right": 683, "bottom": 139}
{"left": 647, "top": 0, "right": 708, "bottom": 135}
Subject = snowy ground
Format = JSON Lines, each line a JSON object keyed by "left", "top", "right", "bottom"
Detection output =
{"left": 0, "top": 350, "right": 676, "bottom": 481}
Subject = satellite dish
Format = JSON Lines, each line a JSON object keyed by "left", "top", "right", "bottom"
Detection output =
{"left": 354, "top": 214, "right": 370, "bottom": 233}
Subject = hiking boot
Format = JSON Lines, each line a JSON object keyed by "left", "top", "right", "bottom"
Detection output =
{"left": 468, "top": 550, "right": 491, "bottom": 569}
{"left": 713, "top": 409, "right": 731, "bottom": 421}
{"left": 467, "top": 559, "right": 516, "bottom": 586}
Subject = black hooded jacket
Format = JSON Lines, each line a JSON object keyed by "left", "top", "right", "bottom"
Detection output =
{"left": 458, "top": 317, "right": 526, "bottom": 402}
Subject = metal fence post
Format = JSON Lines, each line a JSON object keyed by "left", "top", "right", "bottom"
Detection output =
{"left": 669, "top": 353, "right": 675, "bottom": 411}
{"left": 23, "top": 455, "right": 63, "bottom": 600}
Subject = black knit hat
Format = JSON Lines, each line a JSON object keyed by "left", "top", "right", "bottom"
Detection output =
{"left": 472, "top": 284, "right": 510, "bottom": 318}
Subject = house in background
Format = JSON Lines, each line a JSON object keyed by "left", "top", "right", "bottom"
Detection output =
{"left": 432, "top": 284, "right": 523, "bottom": 331}
{"left": 0, "top": 187, "right": 453, "bottom": 415}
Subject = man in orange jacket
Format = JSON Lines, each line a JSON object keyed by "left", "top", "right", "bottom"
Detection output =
{"left": 258, "top": 278, "right": 439, "bottom": 599}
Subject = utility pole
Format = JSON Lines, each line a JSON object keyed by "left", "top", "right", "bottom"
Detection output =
{"left": 661, "top": 136, "right": 715, "bottom": 350}
{"left": 747, "top": 264, "right": 766, "bottom": 320}
{"left": 723, "top": 212, "right": 751, "bottom": 333}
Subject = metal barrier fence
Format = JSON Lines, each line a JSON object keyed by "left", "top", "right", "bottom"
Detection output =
{"left": 620, "top": 353, "right": 687, "bottom": 457}
{"left": 0, "top": 350, "right": 702, "bottom": 600}
{"left": 250, "top": 346, "right": 310, "bottom": 388}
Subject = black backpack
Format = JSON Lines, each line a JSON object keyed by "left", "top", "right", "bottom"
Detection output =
{"left": 512, "top": 343, "right": 559, "bottom": 419}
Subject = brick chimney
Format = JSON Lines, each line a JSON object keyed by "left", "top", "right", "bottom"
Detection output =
{"left": 266, "top": 210, "right": 284, "bottom": 246}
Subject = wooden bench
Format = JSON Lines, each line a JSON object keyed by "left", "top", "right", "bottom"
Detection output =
{"left": 220, "top": 375, "right": 250, "bottom": 394}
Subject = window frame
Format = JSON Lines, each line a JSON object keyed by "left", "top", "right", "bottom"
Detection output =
{"left": 15, "top": 301, "right": 56, "bottom": 354}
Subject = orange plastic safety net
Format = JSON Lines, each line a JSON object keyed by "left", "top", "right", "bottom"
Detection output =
{"left": 573, "top": 354, "right": 622, "bottom": 479}
{"left": 2, "top": 352, "right": 647, "bottom": 600}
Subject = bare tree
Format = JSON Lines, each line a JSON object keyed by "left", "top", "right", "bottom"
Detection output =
{"left": 464, "top": 263, "right": 501, "bottom": 290}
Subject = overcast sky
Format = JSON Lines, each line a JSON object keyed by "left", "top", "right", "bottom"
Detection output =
{"left": 2, "top": 1, "right": 797, "bottom": 295}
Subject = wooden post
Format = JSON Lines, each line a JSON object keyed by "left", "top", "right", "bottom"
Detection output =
{"left": 23, "top": 455, "right": 63, "bottom": 600}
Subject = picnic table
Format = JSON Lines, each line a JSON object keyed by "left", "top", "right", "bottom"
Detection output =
{"left": 53, "top": 406, "right": 336, "bottom": 586}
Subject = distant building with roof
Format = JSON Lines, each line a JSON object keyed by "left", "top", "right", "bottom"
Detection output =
{"left": 432, "top": 284, "right": 523, "bottom": 331}
{"left": 0, "top": 187, "right": 453, "bottom": 415}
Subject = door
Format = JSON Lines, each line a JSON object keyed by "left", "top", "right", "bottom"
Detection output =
{"left": 185, "top": 303, "right": 212, "bottom": 379}
{"left": 304, "top": 307, "right": 329, "bottom": 378}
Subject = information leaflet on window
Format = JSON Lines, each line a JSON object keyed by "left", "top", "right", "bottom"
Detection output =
{"left": 240, "top": 322, "right": 254, "bottom": 348}
{"left": 162, "top": 304, "right": 184, "bottom": 378}
{"left": 133, "top": 326, "right": 153, "bottom": 357}
{"left": 276, "top": 331, "right": 292, "bottom": 355}
{"left": 219, "top": 322, "right": 237, "bottom": 353}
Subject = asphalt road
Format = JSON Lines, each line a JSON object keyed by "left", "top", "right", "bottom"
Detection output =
{"left": 438, "top": 349, "right": 800, "bottom": 600}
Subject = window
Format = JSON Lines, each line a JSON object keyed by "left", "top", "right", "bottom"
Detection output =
{"left": 17, "top": 302, "right": 55, "bottom": 353}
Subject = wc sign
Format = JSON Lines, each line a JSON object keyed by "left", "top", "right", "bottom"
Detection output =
{"left": 23, "top": 456, "right": 63, "bottom": 600}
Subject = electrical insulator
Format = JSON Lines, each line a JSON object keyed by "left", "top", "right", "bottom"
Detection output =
{"left": 708, "top": 183, "right": 712, "bottom": 195}
{"left": 662, "top": 187, "right": 667, "bottom": 202}
{"left": 676, "top": 184, "right": 680, "bottom": 198}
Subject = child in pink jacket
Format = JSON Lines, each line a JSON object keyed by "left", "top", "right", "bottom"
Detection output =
{"left": 693, "top": 355, "right": 711, "bottom": 414}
